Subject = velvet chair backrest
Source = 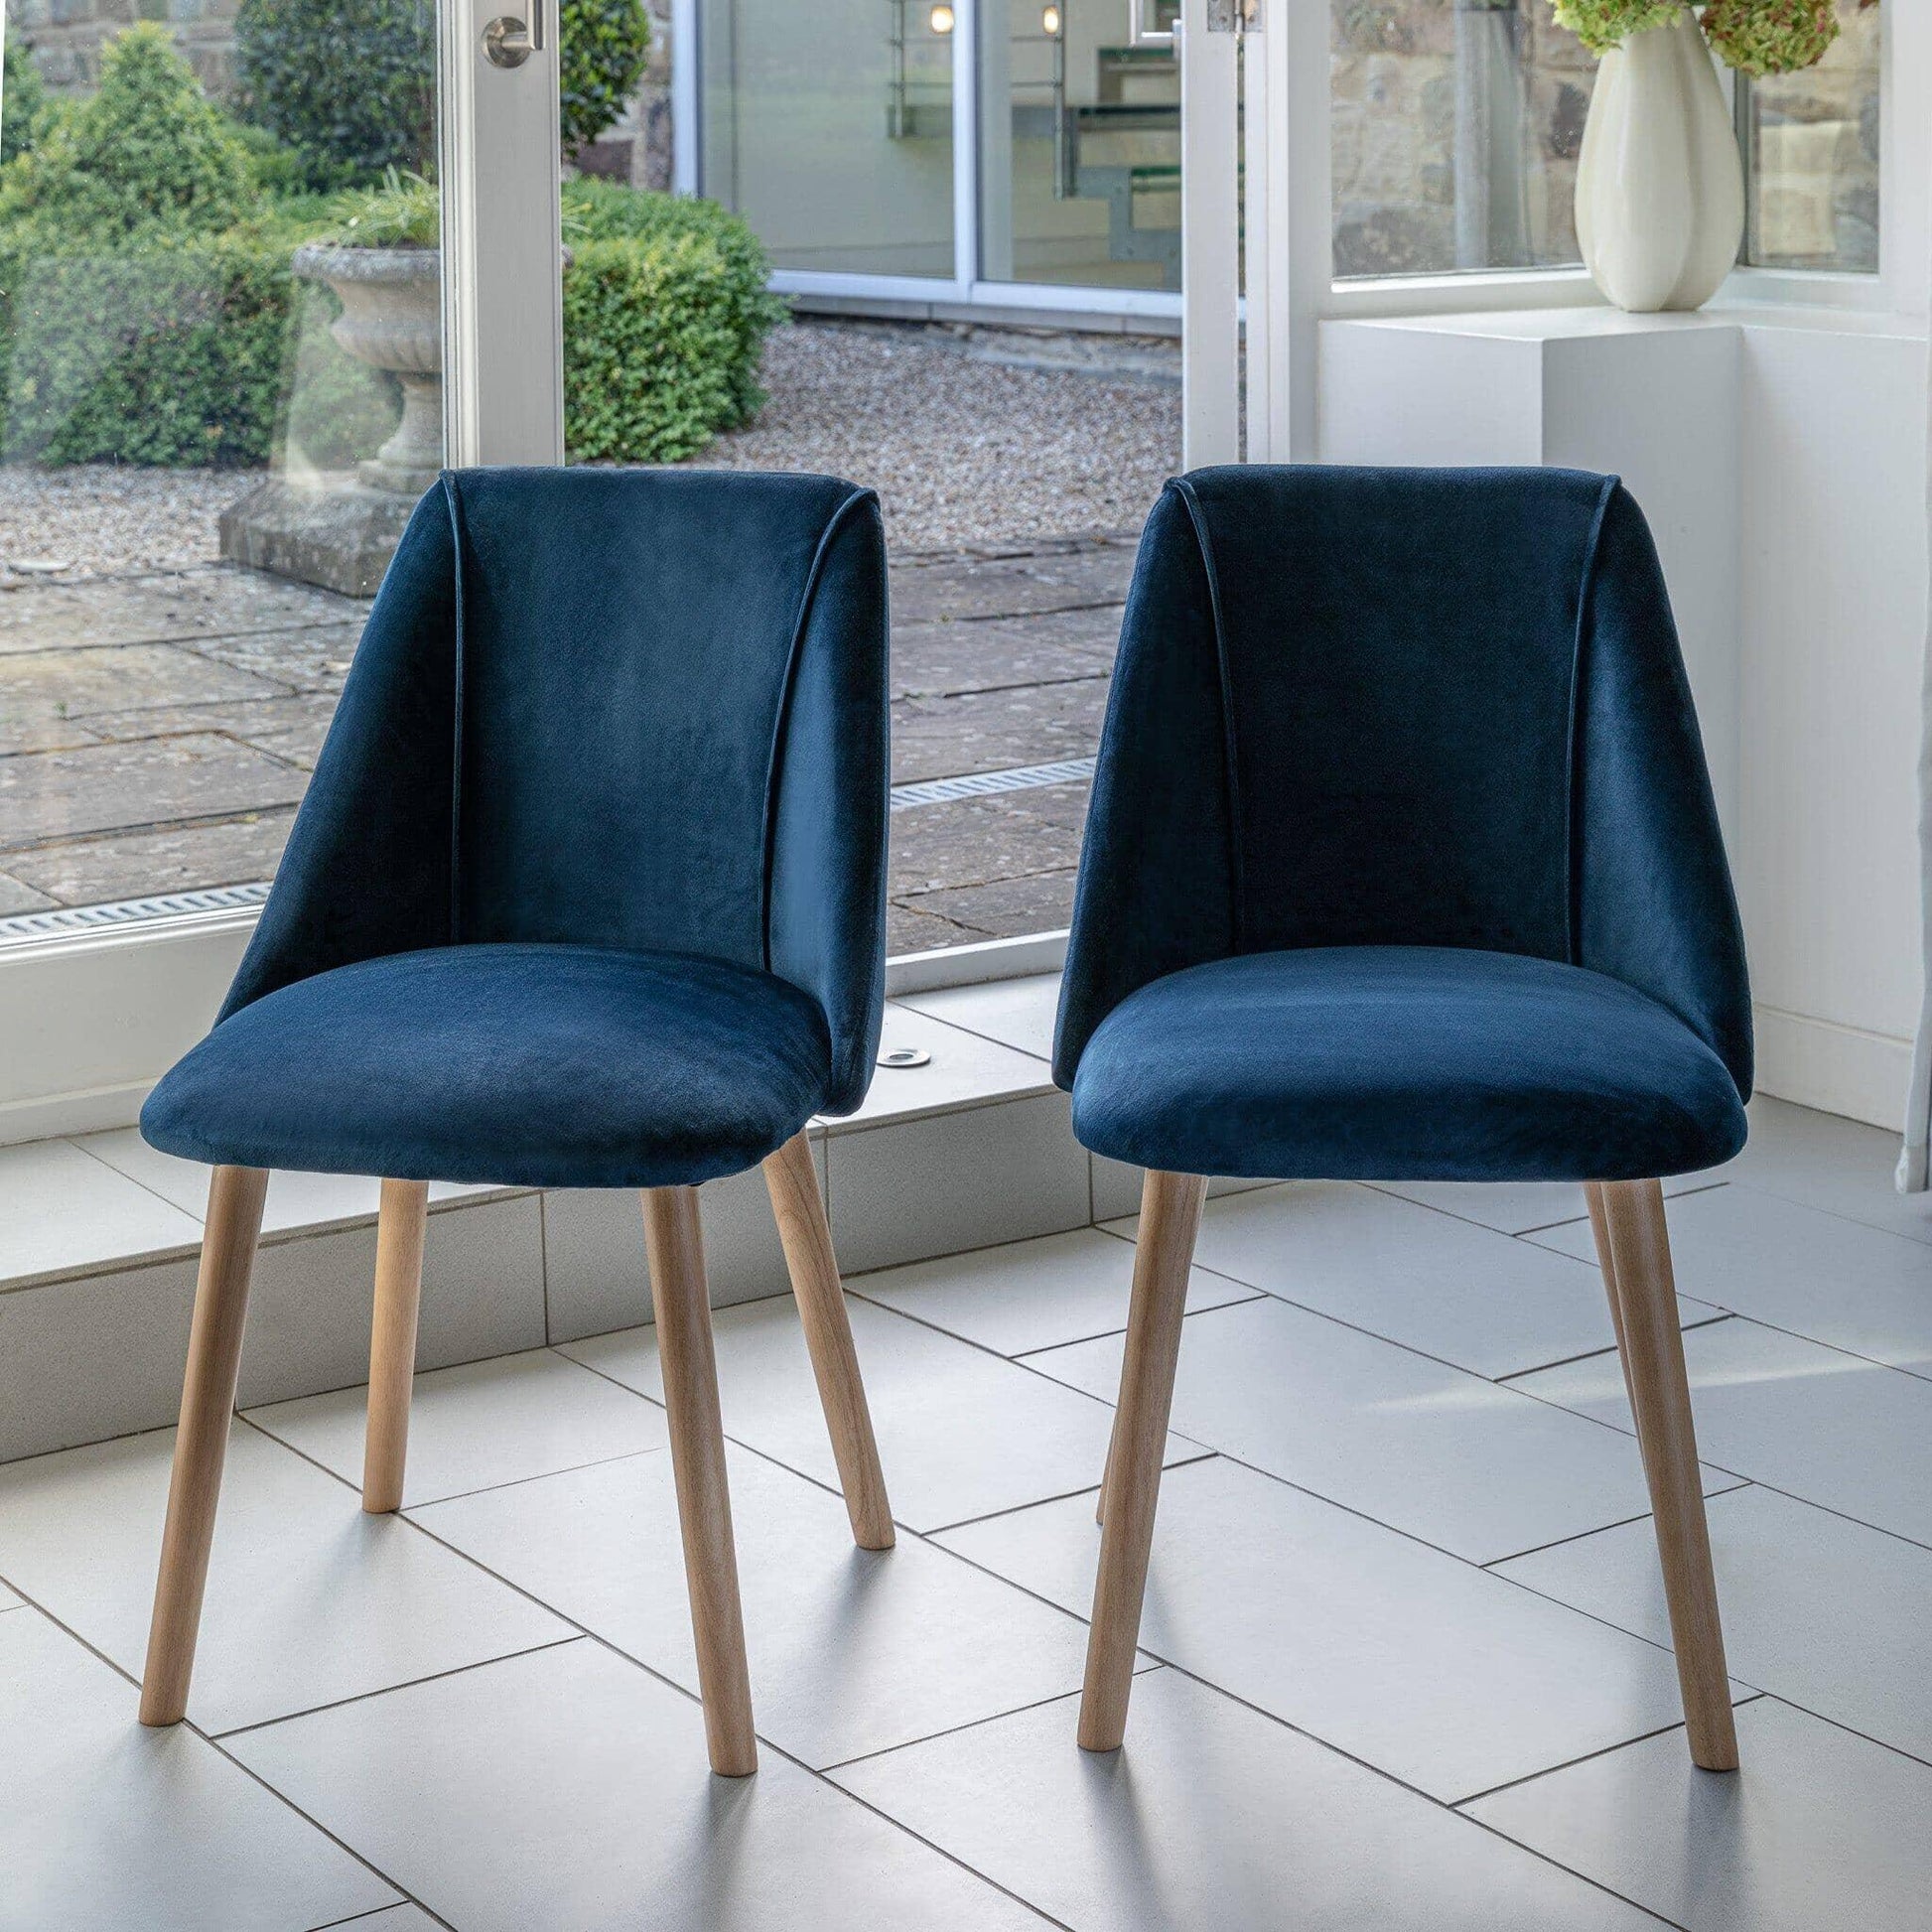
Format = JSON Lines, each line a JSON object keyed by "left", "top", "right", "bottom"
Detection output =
{"left": 1054, "top": 465, "right": 1751, "bottom": 1096}
{"left": 220, "top": 467, "right": 891, "bottom": 1113}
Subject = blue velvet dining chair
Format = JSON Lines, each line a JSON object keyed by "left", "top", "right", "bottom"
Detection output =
{"left": 1059, "top": 466, "right": 1749, "bottom": 1771}
{"left": 134, "top": 468, "right": 896, "bottom": 1777}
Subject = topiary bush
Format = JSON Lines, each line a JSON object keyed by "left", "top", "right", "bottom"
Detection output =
{"left": 563, "top": 177, "right": 786, "bottom": 437}
{"left": 232, "top": 0, "right": 437, "bottom": 189}
{"left": 3, "top": 34, "right": 47, "bottom": 167}
{"left": 0, "top": 24, "right": 253, "bottom": 240}
{"left": 561, "top": 0, "right": 651, "bottom": 156}
{"left": 233, "top": 0, "right": 651, "bottom": 183}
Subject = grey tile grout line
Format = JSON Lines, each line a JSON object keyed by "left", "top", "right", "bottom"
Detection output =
{"left": 1722, "top": 1169, "right": 1932, "bottom": 1249}
{"left": 209, "top": 1635, "right": 590, "bottom": 1742}
{"left": 1449, "top": 1695, "right": 1773, "bottom": 1811}
{"left": 1492, "top": 1315, "right": 1737, "bottom": 1387}
{"left": 306, "top": 1905, "right": 437, "bottom": 1932}
{"left": 0, "top": 1585, "right": 450, "bottom": 1927}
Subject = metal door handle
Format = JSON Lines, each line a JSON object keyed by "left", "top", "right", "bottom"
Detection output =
{"left": 483, "top": 0, "right": 544, "bottom": 67}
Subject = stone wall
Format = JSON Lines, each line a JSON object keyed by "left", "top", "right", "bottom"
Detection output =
{"left": 3, "top": 0, "right": 676, "bottom": 191}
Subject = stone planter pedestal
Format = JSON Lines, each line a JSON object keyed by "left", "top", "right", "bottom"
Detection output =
{"left": 219, "top": 245, "right": 443, "bottom": 599}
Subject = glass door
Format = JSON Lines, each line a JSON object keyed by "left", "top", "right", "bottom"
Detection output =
{"left": 0, "top": 0, "right": 561, "bottom": 1130}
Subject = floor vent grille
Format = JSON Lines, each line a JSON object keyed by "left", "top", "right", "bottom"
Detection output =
{"left": 891, "top": 757, "right": 1096, "bottom": 811}
{"left": 0, "top": 881, "right": 273, "bottom": 946}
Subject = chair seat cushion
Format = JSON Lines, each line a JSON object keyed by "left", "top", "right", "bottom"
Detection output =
{"left": 141, "top": 944, "right": 833, "bottom": 1189}
{"left": 1067, "top": 947, "right": 1747, "bottom": 1182}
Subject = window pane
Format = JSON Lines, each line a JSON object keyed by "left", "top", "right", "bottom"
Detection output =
{"left": 1, "top": 8, "right": 438, "bottom": 929}
{"left": 1331, "top": 0, "right": 1593, "bottom": 279}
{"left": 699, "top": 0, "right": 955, "bottom": 278}
{"left": 1740, "top": 0, "right": 1878, "bottom": 272}
{"left": 978, "top": 0, "right": 1181, "bottom": 294}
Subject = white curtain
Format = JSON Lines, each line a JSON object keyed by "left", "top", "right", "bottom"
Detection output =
{"left": 1902, "top": 327, "right": 1932, "bottom": 1193}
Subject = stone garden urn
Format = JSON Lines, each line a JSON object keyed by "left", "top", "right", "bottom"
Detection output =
{"left": 291, "top": 242, "right": 443, "bottom": 495}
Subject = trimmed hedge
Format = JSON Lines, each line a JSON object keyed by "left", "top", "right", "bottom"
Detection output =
{"left": 1, "top": 188, "right": 783, "bottom": 469}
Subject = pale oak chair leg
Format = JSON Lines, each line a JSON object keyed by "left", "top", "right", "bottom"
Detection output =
{"left": 761, "top": 1132, "right": 895, "bottom": 1550}
{"left": 1583, "top": 1181, "right": 1642, "bottom": 1426}
{"left": 1079, "top": 1169, "right": 1207, "bottom": 1752}
{"left": 642, "top": 1185, "right": 758, "bottom": 1777}
{"left": 1095, "top": 1413, "right": 1118, "bottom": 1525}
{"left": 140, "top": 1164, "right": 270, "bottom": 1726}
{"left": 362, "top": 1178, "right": 431, "bottom": 1514}
{"left": 1599, "top": 1177, "right": 1739, "bottom": 1772}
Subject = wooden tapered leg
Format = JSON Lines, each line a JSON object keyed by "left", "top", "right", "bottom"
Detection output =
{"left": 140, "top": 1164, "right": 270, "bottom": 1726}
{"left": 1095, "top": 1413, "right": 1118, "bottom": 1525}
{"left": 1583, "top": 1181, "right": 1641, "bottom": 1424}
{"left": 1079, "top": 1170, "right": 1207, "bottom": 1752}
{"left": 362, "top": 1178, "right": 431, "bottom": 1514}
{"left": 1599, "top": 1178, "right": 1738, "bottom": 1772}
{"left": 643, "top": 1185, "right": 757, "bottom": 1776}
{"left": 761, "top": 1133, "right": 895, "bottom": 1551}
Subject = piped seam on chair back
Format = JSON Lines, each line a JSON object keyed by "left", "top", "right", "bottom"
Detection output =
{"left": 1563, "top": 474, "right": 1621, "bottom": 973}
{"left": 442, "top": 471, "right": 471, "bottom": 949}
{"left": 758, "top": 484, "right": 881, "bottom": 978}
{"left": 1170, "top": 477, "right": 1248, "bottom": 957}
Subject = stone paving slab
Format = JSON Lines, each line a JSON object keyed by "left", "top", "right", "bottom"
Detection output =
{"left": 889, "top": 781, "right": 1091, "bottom": 901}
{"left": 0, "top": 810, "right": 297, "bottom": 906}
{"left": 891, "top": 679, "right": 1109, "bottom": 785}
{"left": 194, "top": 621, "right": 366, "bottom": 696}
{"left": 0, "top": 568, "right": 362, "bottom": 654}
{"left": 897, "top": 867, "right": 1079, "bottom": 943}
{"left": 892, "top": 609, "right": 1120, "bottom": 699}
{"left": 78, "top": 693, "right": 341, "bottom": 768}
{"left": 0, "top": 734, "right": 308, "bottom": 847}
{"left": 889, "top": 548, "right": 1136, "bottom": 626}
{"left": 0, "top": 871, "right": 56, "bottom": 914}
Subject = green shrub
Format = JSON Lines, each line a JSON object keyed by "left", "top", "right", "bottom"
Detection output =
{"left": 233, "top": 0, "right": 437, "bottom": 188}
{"left": 564, "top": 178, "right": 785, "bottom": 431}
{"left": 0, "top": 24, "right": 253, "bottom": 240}
{"left": 3, "top": 34, "right": 47, "bottom": 166}
{"left": 561, "top": 0, "right": 651, "bottom": 157}
{"left": 0, "top": 235, "right": 292, "bottom": 465}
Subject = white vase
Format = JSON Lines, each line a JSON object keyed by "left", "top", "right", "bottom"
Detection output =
{"left": 1575, "top": 7, "right": 1744, "bottom": 313}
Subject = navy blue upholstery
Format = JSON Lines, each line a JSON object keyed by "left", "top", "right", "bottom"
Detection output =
{"left": 1055, "top": 466, "right": 1750, "bottom": 1181}
{"left": 143, "top": 469, "right": 890, "bottom": 1189}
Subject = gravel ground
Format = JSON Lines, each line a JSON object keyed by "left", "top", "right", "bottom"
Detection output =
{"left": 0, "top": 464, "right": 236, "bottom": 585}
{"left": 0, "top": 321, "right": 1182, "bottom": 582}
{"left": 687, "top": 321, "right": 1182, "bottom": 551}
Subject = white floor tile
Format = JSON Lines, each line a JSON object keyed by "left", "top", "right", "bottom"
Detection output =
{"left": 853, "top": 1226, "right": 1257, "bottom": 1357}
{"left": 561, "top": 1297, "right": 1200, "bottom": 1533}
{"left": 1499, "top": 1483, "right": 1932, "bottom": 1763}
{"left": 938, "top": 1455, "right": 1704, "bottom": 1802}
{"left": 1725, "top": 1094, "right": 1932, "bottom": 1248}
{"left": 318, "top": 1910, "right": 439, "bottom": 1931}
{"left": 0, "top": 1421, "right": 569, "bottom": 1733}
{"left": 1028, "top": 1297, "right": 1720, "bottom": 1564}
{"left": 825, "top": 1091, "right": 1091, "bottom": 1275}
{"left": 1107, "top": 1180, "right": 1711, "bottom": 1379}
{"left": 0, "top": 1139, "right": 201, "bottom": 1286}
{"left": 1532, "top": 1183, "right": 1932, "bottom": 1377}
{"left": 1089, "top": 1155, "right": 1274, "bottom": 1221}
{"left": 837, "top": 1004, "right": 1054, "bottom": 1127}
{"left": 833, "top": 1668, "right": 1663, "bottom": 1930}
{"left": 246, "top": 1347, "right": 668, "bottom": 1507}
{"left": 1516, "top": 1316, "right": 1932, "bottom": 1548}
{"left": 239, "top": 1195, "right": 548, "bottom": 1410}
{"left": 897, "top": 972, "right": 1059, "bottom": 1061}
{"left": 0, "top": 1606, "right": 398, "bottom": 1932}
{"left": 542, "top": 1152, "right": 817, "bottom": 1344}
{"left": 227, "top": 1639, "right": 1048, "bottom": 1932}
{"left": 1467, "top": 1697, "right": 1932, "bottom": 1932}
{"left": 416, "top": 1444, "right": 1098, "bottom": 1768}
{"left": 1368, "top": 1174, "right": 1721, "bottom": 1237}
{"left": 0, "top": 1255, "right": 199, "bottom": 1460}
